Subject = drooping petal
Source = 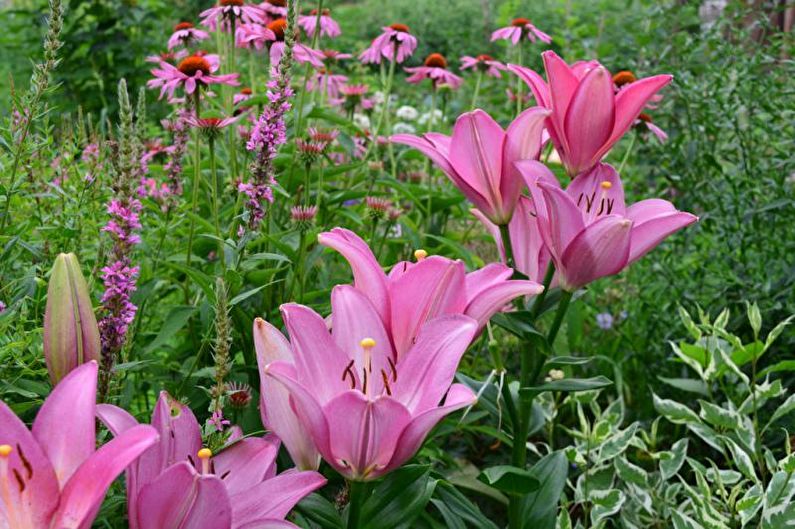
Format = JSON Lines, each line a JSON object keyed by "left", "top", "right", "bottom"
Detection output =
{"left": 542, "top": 51, "right": 579, "bottom": 154}
{"left": 230, "top": 470, "right": 327, "bottom": 526}
{"left": 331, "top": 285, "right": 392, "bottom": 393}
{"left": 563, "top": 65, "right": 615, "bottom": 176}
{"left": 449, "top": 110, "right": 508, "bottom": 222}
{"left": 627, "top": 203, "right": 697, "bottom": 264}
{"left": 559, "top": 215, "right": 632, "bottom": 290}
{"left": 317, "top": 228, "right": 390, "bottom": 322}
{"left": 465, "top": 263, "right": 513, "bottom": 301}
{"left": 213, "top": 436, "right": 281, "bottom": 496}
{"left": 386, "top": 384, "right": 476, "bottom": 473}
{"left": 597, "top": 74, "right": 673, "bottom": 162}
{"left": 565, "top": 162, "right": 626, "bottom": 221}
{"left": 280, "top": 303, "right": 350, "bottom": 404}
{"left": 134, "top": 461, "right": 232, "bottom": 529}
{"left": 50, "top": 424, "right": 159, "bottom": 529}
{"left": 501, "top": 107, "right": 550, "bottom": 216}
{"left": 511, "top": 196, "right": 553, "bottom": 283}
{"left": 265, "top": 362, "right": 331, "bottom": 460}
{"left": 31, "top": 360, "right": 97, "bottom": 488}
{"left": 465, "top": 279, "right": 544, "bottom": 331}
{"left": 533, "top": 181, "right": 586, "bottom": 264}
{"left": 391, "top": 134, "right": 495, "bottom": 217}
{"left": 253, "top": 318, "right": 320, "bottom": 471}
{"left": 389, "top": 257, "right": 468, "bottom": 359}
{"left": 0, "top": 401, "right": 60, "bottom": 528}
{"left": 392, "top": 315, "right": 477, "bottom": 415}
{"left": 507, "top": 64, "right": 550, "bottom": 107}
{"left": 322, "top": 391, "right": 411, "bottom": 480}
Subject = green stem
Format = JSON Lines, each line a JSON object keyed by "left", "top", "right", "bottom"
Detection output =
{"left": 346, "top": 481, "right": 369, "bottom": 529}
{"left": 366, "top": 48, "right": 398, "bottom": 160}
{"left": 297, "top": 229, "right": 306, "bottom": 302}
{"left": 498, "top": 223, "right": 515, "bottom": 269}
{"left": 186, "top": 91, "right": 202, "bottom": 267}
{"left": 470, "top": 70, "right": 483, "bottom": 110}
{"left": 304, "top": 162, "right": 312, "bottom": 206}
{"left": 209, "top": 135, "right": 222, "bottom": 257}
{"left": 616, "top": 130, "right": 637, "bottom": 174}
{"left": 515, "top": 43, "right": 524, "bottom": 117}
{"left": 529, "top": 263, "right": 556, "bottom": 320}
{"left": 547, "top": 290, "right": 573, "bottom": 345}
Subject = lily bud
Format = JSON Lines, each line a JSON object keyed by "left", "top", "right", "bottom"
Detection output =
{"left": 43, "top": 253, "right": 101, "bottom": 384}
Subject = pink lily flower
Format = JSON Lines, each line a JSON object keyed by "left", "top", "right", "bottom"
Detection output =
{"left": 517, "top": 160, "right": 697, "bottom": 291}
{"left": 318, "top": 228, "right": 543, "bottom": 356}
{"left": 491, "top": 18, "right": 552, "bottom": 45}
{"left": 359, "top": 24, "right": 417, "bottom": 65}
{"left": 405, "top": 53, "right": 464, "bottom": 90}
{"left": 298, "top": 8, "right": 341, "bottom": 39}
{"left": 97, "top": 391, "right": 325, "bottom": 529}
{"left": 200, "top": 0, "right": 266, "bottom": 32}
{"left": 391, "top": 107, "right": 549, "bottom": 225}
{"left": 168, "top": 22, "right": 210, "bottom": 50}
{"left": 460, "top": 54, "right": 507, "bottom": 78}
{"left": 148, "top": 54, "right": 239, "bottom": 100}
{"left": 0, "top": 361, "right": 158, "bottom": 529}
{"left": 262, "top": 289, "right": 478, "bottom": 481}
{"left": 508, "top": 51, "right": 672, "bottom": 177}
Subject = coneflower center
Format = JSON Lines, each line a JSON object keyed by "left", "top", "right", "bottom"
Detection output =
{"left": 174, "top": 22, "right": 194, "bottom": 31}
{"left": 612, "top": 70, "right": 637, "bottom": 87}
{"left": 310, "top": 8, "right": 330, "bottom": 15}
{"left": 220, "top": 0, "right": 244, "bottom": 6}
{"left": 476, "top": 54, "right": 494, "bottom": 62}
{"left": 178, "top": 56, "right": 212, "bottom": 76}
{"left": 424, "top": 53, "right": 448, "bottom": 68}
{"left": 389, "top": 23, "right": 410, "bottom": 33}
{"left": 267, "top": 0, "right": 286, "bottom": 6}
{"left": 240, "top": 87, "right": 252, "bottom": 95}
{"left": 511, "top": 17, "right": 531, "bottom": 27}
{"left": 268, "top": 18, "right": 287, "bottom": 40}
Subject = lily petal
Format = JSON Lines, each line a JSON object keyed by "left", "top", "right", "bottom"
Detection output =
{"left": 565, "top": 162, "right": 626, "bottom": 220}
{"left": 542, "top": 51, "right": 579, "bottom": 154}
{"left": 254, "top": 318, "right": 319, "bottom": 471}
{"left": 389, "top": 257, "right": 468, "bottom": 359}
{"left": 230, "top": 470, "right": 326, "bottom": 525}
{"left": 32, "top": 360, "right": 97, "bottom": 488}
{"left": 134, "top": 461, "right": 232, "bottom": 529}
{"left": 559, "top": 215, "right": 632, "bottom": 290}
{"left": 465, "top": 279, "right": 544, "bottom": 331}
{"left": 563, "top": 66, "right": 615, "bottom": 176}
{"left": 386, "top": 384, "right": 476, "bottom": 473}
{"left": 533, "top": 181, "right": 586, "bottom": 263}
{"left": 322, "top": 391, "right": 411, "bottom": 480}
{"left": 627, "top": 204, "right": 697, "bottom": 263}
{"left": 501, "top": 106, "right": 550, "bottom": 215}
{"left": 213, "top": 436, "right": 281, "bottom": 496}
{"left": 392, "top": 315, "right": 477, "bottom": 415}
{"left": 0, "top": 401, "right": 60, "bottom": 528}
{"left": 506, "top": 64, "right": 550, "bottom": 107}
{"left": 51, "top": 424, "right": 159, "bottom": 529}
{"left": 281, "top": 303, "right": 350, "bottom": 404}
{"left": 318, "top": 228, "right": 390, "bottom": 322}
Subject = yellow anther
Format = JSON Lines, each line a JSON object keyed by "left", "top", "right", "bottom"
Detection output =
{"left": 414, "top": 249, "right": 428, "bottom": 261}
{"left": 0, "top": 445, "right": 12, "bottom": 457}
{"left": 197, "top": 448, "right": 213, "bottom": 460}
{"left": 600, "top": 181, "right": 612, "bottom": 189}
{"left": 360, "top": 337, "right": 376, "bottom": 349}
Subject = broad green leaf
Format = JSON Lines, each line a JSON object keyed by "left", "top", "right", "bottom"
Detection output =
{"left": 477, "top": 465, "right": 540, "bottom": 495}
{"left": 659, "top": 438, "right": 689, "bottom": 481}
{"left": 590, "top": 489, "right": 625, "bottom": 525}
{"left": 519, "top": 451, "right": 569, "bottom": 529}
{"left": 430, "top": 480, "right": 500, "bottom": 529}
{"left": 296, "top": 493, "right": 344, "bottom": 529}
{"left": 699, "top": 400, "right": 741, "bottom": 430}
{"left": 761, "top": 471, "right": 795, "bottom": 528}
{"left": 658, "top": 376, "right": 709, "bottom": 396}
{"left": 143, "top": 306, "right": 196, "bottom": 353}
{"left": 360, "top": 465, "right": 436, "bottom": 529}
{"left": 653, "top": 393, "right": 701, "bottom": 424}
{"left": 614, "top": 456, "right": 647, "bottom": 486}
{"left": 600, "top": 423, "right": 639, "bottom": 460}
{"left": 722, "top": 437, "right": 757, "bottom": 481}
{"left": 524, "top": 376, "right": 613, "bottom": 395}
{"left": 737, "top": 484, "right": 763, "bottom": 527}
{"left": 544, "top": 356, "right": 594, "bottom": 368}
{"left": 765, "top": 393, "right": 795, "bottom": 431}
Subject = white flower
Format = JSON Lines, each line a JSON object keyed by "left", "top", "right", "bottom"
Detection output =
{"left": 396, "top": 105, "right": 419, "bottom": 121}
{"left": 392, "top": 122, "right": 416, "bottom": 134}
{"left": 418, "top": 109, "right": 444, "bottom": 125}
{"left": 353, "top": 113, "right": 371, "bottom": 129}
{"left": 373, "top": 91, "right": 386, "bottom": 104}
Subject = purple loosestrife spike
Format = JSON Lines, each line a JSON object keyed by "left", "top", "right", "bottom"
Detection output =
{"left": 43, "top": 253, "right": 101, "bottom": 384}
{"left": 98, "top": 80, "right": 144, "bottom": 399}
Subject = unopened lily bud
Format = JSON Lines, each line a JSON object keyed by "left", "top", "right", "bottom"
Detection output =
{"left": 43, "top": 253, "right": 101, "bottom": 384}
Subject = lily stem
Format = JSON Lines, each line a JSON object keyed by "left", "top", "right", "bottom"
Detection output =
{"left": 498, "top": 223, "right": 515, "bottom": 270}
{"left": 346, "top": 480, "right": 369, "bottom": 529}
{"left": 547, "top": 290, "right": 573, "bottom": 345}
{"left": 529, "top": 263, "right": 556, "bottom": 320}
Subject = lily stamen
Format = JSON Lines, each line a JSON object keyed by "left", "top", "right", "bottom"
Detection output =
{"left": 197, "top": 448, "right": 212, "bottom": 475}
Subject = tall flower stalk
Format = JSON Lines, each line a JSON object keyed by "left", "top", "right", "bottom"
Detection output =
{"left": 98, "top": 80, "right": 144, "bottom": 400}
{"left": 240, "top": 0, "right": 296, "bottom": 234}
{"left": 211, "top": 278, "right": 232, "bottom": 412}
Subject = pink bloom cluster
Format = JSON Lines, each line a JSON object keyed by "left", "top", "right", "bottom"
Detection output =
{"left": 99, "top": 197, "right": 142, "bottom": 353}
